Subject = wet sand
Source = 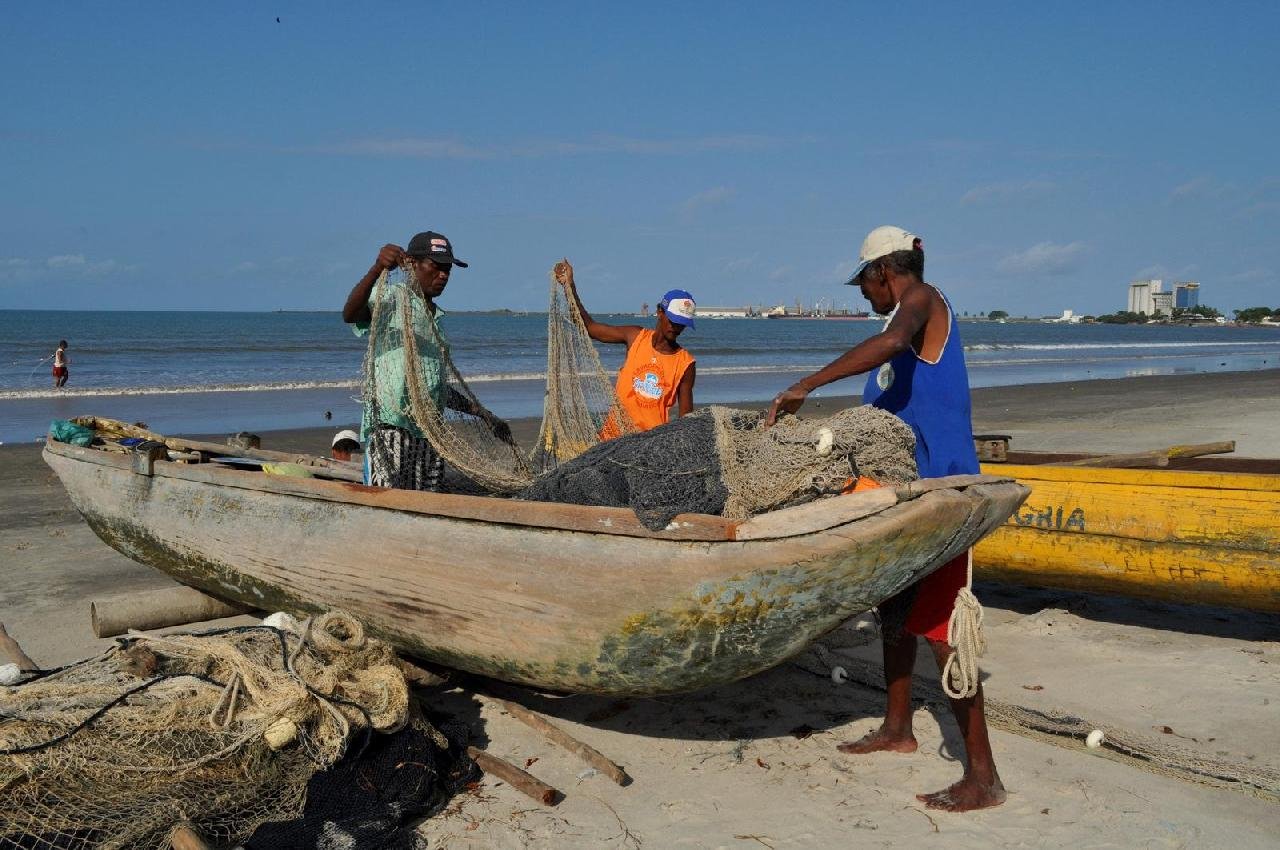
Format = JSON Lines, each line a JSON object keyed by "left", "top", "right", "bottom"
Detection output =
{"left": 2, "top": 369, "right": 1278, "bottom": 846}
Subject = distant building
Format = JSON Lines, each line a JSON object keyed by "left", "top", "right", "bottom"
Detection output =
{"left": 1127, "top": 279, "right": 1163, "bottom": 315}
{"left": 1152, "top": 291, "right": 1174, "bottom": 316}
{"left": 1175, "top": 281, "right": 1200, "bottom": 309}
{"left": 1043, "top": 309, "right": 1082, "bottom": 324}
{"left": 697, "top": 306, "right": 752, "bottom": 318}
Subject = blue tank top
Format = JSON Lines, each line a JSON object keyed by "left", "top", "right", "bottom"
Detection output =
{"left": 862, "top": 287, "right": 979, "bottom": 478}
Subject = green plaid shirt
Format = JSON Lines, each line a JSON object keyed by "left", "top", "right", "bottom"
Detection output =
{"left": 352, "top": 279, "right": 449, "bottom": 442}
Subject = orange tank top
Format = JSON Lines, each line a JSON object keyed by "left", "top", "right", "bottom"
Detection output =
{"left": 607, "top": 329, "right": 695, "bottom": 435}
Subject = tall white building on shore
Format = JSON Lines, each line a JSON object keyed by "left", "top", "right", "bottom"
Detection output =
{"left": 1128, "top": 279, "right": 1164, "bottom": 315}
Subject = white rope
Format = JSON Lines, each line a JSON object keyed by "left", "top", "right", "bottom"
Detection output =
{"left": 941, "top": 549, "right": 986, "bottom": 699}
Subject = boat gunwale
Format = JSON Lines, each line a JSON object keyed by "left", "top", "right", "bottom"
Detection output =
{"left": 43, "top": 438, "right": 1016, "bottom": 543}
{"left": 985, "top": 460, "right": 1280, "bottom": 492}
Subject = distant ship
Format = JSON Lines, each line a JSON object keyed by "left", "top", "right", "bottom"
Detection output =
{"left": 765, "top": 311, "right": 874, "bottom": 320}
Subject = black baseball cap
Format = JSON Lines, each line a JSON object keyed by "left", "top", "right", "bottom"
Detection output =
{"left": 406, "top": 231, "right": 468, "bottom": 267}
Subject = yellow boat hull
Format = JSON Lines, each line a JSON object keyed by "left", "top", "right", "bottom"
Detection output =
{"left": 973, "top": 461, "right": 1280, "bottom": 613}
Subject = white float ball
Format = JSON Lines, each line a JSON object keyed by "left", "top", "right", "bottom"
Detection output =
{"left": 815, "top": 428, "right": 834, "bottom": 457}
{"left": 831, "top": 665, "right": 848, "bottom": 684}
{"left": 1086, "top": 729, "right": 1105, "bottom": 749}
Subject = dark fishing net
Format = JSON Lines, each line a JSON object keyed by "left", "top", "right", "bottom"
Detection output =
{"left": 519, "top": 409, "right": 728, "bottom": 530}
{"left": 519, "top": 405, "right": 918, "bottom": 530}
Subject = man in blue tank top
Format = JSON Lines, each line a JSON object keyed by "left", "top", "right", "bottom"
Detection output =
{"left": 767, "top": 226, "right": 1005, "bottom": 812}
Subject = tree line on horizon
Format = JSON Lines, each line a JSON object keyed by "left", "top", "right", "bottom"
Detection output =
{"left": 975, "top": 306, "right": 1280, "bottom": 324}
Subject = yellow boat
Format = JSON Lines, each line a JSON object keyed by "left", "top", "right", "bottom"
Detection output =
{"left": 973, "top": 447, "right": 1280, "bottom": 613}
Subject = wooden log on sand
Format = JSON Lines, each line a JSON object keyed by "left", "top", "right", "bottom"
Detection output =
{"left": 467, "top": 746, "right": 560, "bottom": 805}
{"left": 0, "top": 622, "right": 37, "bottom": 671}
{"left": 91, "top": 586, "right": 252, "bottom": 638}
{"left": 491, "top": 697, "right": 630, "bottom": 786}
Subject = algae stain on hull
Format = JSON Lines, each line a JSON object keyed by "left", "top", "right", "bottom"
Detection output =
{"left": 586, "top": 533, "right": 945, "bottom": 695}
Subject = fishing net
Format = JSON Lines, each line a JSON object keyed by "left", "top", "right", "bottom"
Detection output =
{"left": 519, "top": 404, "right": 919, "bottom": 530}
{"left": 360, "top": 261, "right": 920, "bottom": 527}
{"left": 0, "top": 612, "right": 455, "bottom": 850}
{"left": 361, "top": 263, "right": 635, "bottom": 494}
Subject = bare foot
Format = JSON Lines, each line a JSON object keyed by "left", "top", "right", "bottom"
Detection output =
{"left": 836, "top": 726, "right": 918, "bottom": 755}
{"left": 916, "top": 776, "right": 1007, "bottom": 812}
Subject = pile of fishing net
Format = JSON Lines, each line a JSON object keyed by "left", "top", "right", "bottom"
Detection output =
{"left": 362, "top": 263, "right": 636, "bottom": 494}
{"left": 0, "top": 612, "right": 470, "bottom": 850}
{"left": 361, "top": 260, "right": 920, "bottom": 527}
{"left": 519, "top": 405, "right": 919, "bottom": 530}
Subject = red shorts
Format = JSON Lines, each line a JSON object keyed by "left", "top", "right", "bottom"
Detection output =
{"left": 52, "top": 366, "right": 68, "bottom": 378}
{"left": 904, "top": 550, "right": 971, "bottom": 643}
{"left": 843, "top": 476, "right": 971, "bottom": 644}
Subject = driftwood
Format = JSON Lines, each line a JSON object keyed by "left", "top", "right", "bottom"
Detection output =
{"left": 0, "top": 622, "right": 37, "bottom": 671}
{"left": 91, "top": 586, "right": 252, "bottom": 638}
{"left": 1060, "top": 440, "right": 1235, "bottom": 469}
{"left": 466, "top": 746, "right": 560, "bottom": 805}
{"left": 491, "top": 697, "right": 630, "bottom": 786}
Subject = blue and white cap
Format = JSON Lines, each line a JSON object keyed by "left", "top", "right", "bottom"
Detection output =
{"left": 844, "top": 226, "right": 921, "bottom": 285}
{"left": 658, "top": 289, "right": 696, "bottom": 329}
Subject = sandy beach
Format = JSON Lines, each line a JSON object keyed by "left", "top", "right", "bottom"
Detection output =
{"left": 2, "top": 369, "right": 1279, "bottom": 847}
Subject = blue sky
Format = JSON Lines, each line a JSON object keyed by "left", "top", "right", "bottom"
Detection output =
{"left": 2, "top": 2, "right": 1278, "bottom": 316}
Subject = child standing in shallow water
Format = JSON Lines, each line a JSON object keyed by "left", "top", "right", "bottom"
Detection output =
{"left": 52, "top": 340, "right": 69, "bottom": 389}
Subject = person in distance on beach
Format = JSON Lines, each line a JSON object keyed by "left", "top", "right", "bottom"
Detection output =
{"left": 342, "top": 232, "right": 512, "bottom": 491}
{"left": 554, "top": 258, "right": 696, "bottom": 436}
{"left": 766, "top": 226, "right": 1004, "bottom": 812}
{"left": 52, "top": 340, "right": 69, "bottom": 389}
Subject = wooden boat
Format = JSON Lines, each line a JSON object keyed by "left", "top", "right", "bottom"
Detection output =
{"left": 974, "top": 448, "right": 1280, "bottom": 613}
{"left": 44, "top": 431, "right": 1028, "bottom": 696}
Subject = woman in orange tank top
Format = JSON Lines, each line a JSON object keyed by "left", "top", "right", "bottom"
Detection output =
{"left": 554, "top": 259, "right": 696, "bottom": 435}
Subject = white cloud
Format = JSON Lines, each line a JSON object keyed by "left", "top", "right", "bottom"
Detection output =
{"left": 1222, "top": 268, "right": 1272, "bottom": 284}
{"left": 960, "top": 180, "right": 1055, "bottom": 205}
{"left": 723, "top": 254, "right": 759, "bottom": 274}
{"left": 46, "top": 254, "right": 87, "bottom": 268}
{"left": 996, "top": 241, "right": 1088, "bottom": 277}
{"left": 769, "top": 266, "right": 794, "bottom": 282}
{"left": 1168, "top": 176, "right": 1235, "bottom": 204}
{"left": 0, "top": 254, "right": 130, "bottom": 282}
{"left": 679, "top": 186, "right": 735, "bottom": 217}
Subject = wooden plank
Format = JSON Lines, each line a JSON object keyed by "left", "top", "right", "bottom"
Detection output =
{"left": 47, "top": 441, "right": 735, "bottom": 542}
{"left": 733, "top": 488, "right": 899, "bottom": 541}
{"left": 894, "top": 473, "right": 1013, "bottom": 500}
{"left": 1059, "top": 440, "right": 1236, "bottom": 469}
{"left": 974, "top": 528, "right": 1280, "bottom": 614}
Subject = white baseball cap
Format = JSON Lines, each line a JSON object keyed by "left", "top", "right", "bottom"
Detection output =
{"left": 844, "top": 225, "right": 921, "bottom": 285}
{"left": 331, "top": 429, "right": 361, "bottom": 448}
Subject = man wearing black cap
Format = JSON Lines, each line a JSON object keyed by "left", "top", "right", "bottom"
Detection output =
{"left": 343, "top": 232, "right": 510, "bottom": 490}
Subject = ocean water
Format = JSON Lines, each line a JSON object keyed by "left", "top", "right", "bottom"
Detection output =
{"left": 3, "top": 309, "right": 1279, "bottom": 442}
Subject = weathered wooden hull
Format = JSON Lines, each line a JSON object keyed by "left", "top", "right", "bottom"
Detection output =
{"left": 974, "top": 457, "right": 1280, "bottom": 613}
{"left": 44, "top": 439, "right": 1027, "bottom": 695}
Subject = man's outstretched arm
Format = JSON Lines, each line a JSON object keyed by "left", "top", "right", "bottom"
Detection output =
{"left": 766, "top": 287, "right": 932, "bottom": 425}
{"left": 554, "top": 259, "right": 642, "bottom": 346}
